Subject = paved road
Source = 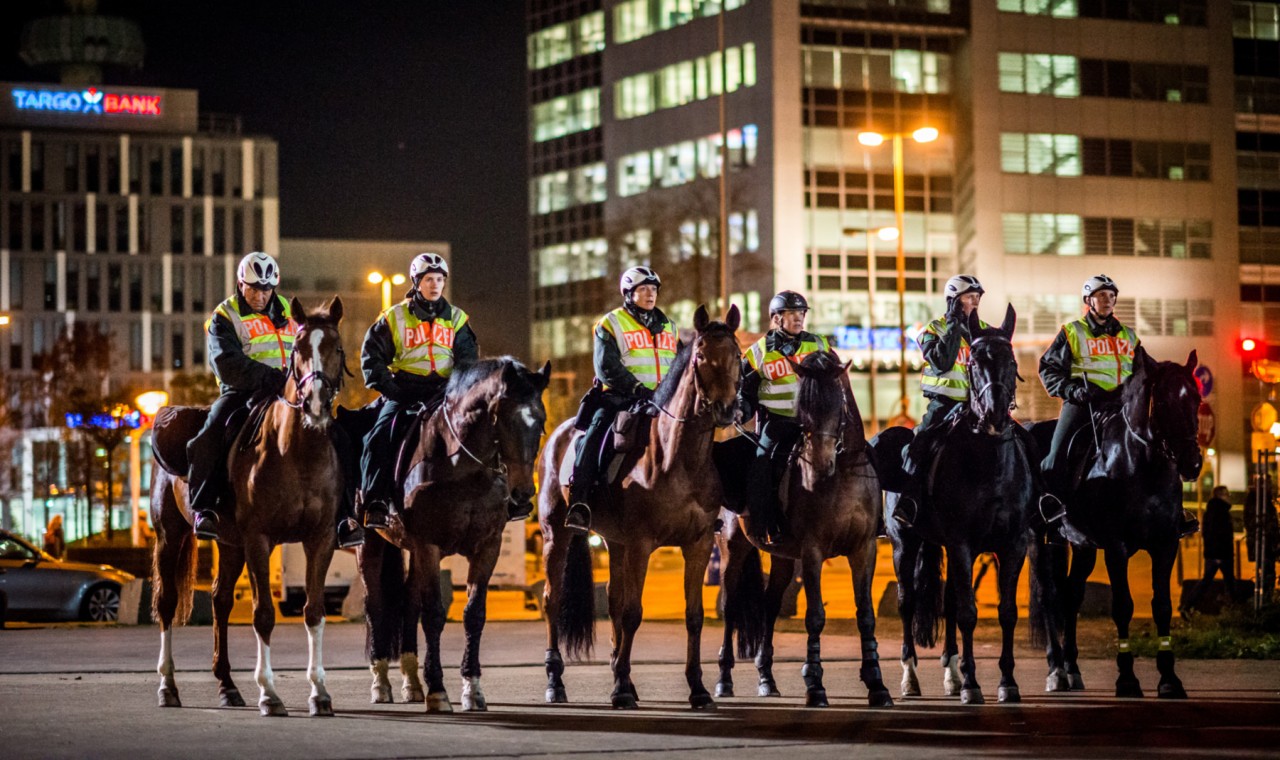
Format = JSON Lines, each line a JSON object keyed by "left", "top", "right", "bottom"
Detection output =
{"left": 1, "top": 620, "right": 1277, "bottom": 758}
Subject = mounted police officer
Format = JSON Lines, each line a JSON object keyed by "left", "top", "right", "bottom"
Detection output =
{"left": 564, "top": 266, "right": 679, "bottom": 533}
{"left": 360, "top": 253, "right": 479, "bottom": 529}
{"left": 738, "top": 290, "right": 830, "bottom": 545}
{"left": 187, "top": 252, "right": 362, "bottom": 548}
{"left": 895, "top": 274, "right": 986, "bottom": 528}
{"left": 1039, "top": 274, "right": 1196, "bottom": 536}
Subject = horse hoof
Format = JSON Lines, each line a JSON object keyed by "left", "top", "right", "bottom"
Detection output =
{"left": 689, "top": 693, "right": 716, "bottom": 710}
{"left": 1158, "top": 681, "right": 1188, "bottom": 700}
{"left": 998, "top": 686, "right": 1020, "bottom": 703}
{"left": 867, "top": 689, "right": 895, "bottom": 708}
{"left": 461, "top": 695, "right": 487, "bottom": 712}
{"left": 157, "top": 687, "right": 181, "bottom": 708}
{"left": 943, "top": 682, "right": 961, "bottom": 698}
{"left": 546, "top": 686, "right": 568, "bottom": 704}
{"left": 1115, "top": 681, "right": 1144, "bottom": 699}
{"left": 371, "top": 685, "right": 393, "bottom": 704}
{"left": 901, "top": 682, "right": 921, "bottom": 698}
{"left": 426, "top": 692, "right": 453, "bottom": 713}
{"left": 259, "top": 699, "right": 288, "bottom": 717}
{"left": 402, "top": 685, "right": 425, "bottom": 703}
{"left": 1045, "top": 669, "right": 1071, "bottom": 693}
{"left": 758, "top": 681, "right": 782, "bottom": 698}
{"left": 715, "top": 682, "right": 734, "bottom": 698}
{"left": 612, "top": 693, "right": 638, "bottom": 710}
{"left": 805, "top": 689, "right": 829, "bottom": 708}
{"left": 309, "top": 696, "right": 334, "bottom": 717}
{"left": 1068, "top": 673, "right": 1085, "bottom": 691}
{"left": 219, "top": 689, "right": 245, "bottom": 708}
{"left": 960, "top": 688, "right": 984, "bottom": 705}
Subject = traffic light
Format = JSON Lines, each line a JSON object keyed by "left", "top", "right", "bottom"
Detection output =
{"left": 1239, "top": 337, "right": 1267, "bottom": 363}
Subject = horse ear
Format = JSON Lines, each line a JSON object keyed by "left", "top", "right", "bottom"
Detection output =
{"left": 501, "top": 361, "right": 520, "bottom": 388}
{"left": 328, "top": 295, "right": 344, "bottom": 324}
{"left": 536, "top": 360, "right": 552, "bottom": 390}
{"left": 967, "top": 307, "right": 981, "bottom": 335}
{"left": 290, "top": 297, "right": 307, "bottom": 326}
{"left": 1001, "top": 303, "right": 1016, "bottom": 338}
{"left": 694, "top": 304, "right": 710, "bottom": 332}
{"left": 725, "top": 304, "right": 741, "bottom": 332}
{"left": 1137, "top": 343, "right": 1157, "bottom": 374}
{"left": 841, "top": 358, "right": 853, "bottom": 374}
{"left": 1185, "top": 349, "right": 1198, "bottom": 371}
{"left": 788, "top": 356, "right": 808, "bottom": 377}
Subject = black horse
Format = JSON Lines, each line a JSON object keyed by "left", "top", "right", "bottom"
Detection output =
{"left": 1028, "top": 346, "right": 1201, "bottom": 699}
{"left": 877, "top": 304, "right": 1040, "bottom": 704}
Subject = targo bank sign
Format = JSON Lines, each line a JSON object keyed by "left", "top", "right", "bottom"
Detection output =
{"left": 10, "top": 85, "right": 162, "bottom": 117}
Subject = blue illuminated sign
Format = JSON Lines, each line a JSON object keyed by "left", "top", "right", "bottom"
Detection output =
{"left": 11, "top": 86, "right": 162, "bottom": 117}
{"left": 833, "top": 326, "right": 920, "bottom": 352}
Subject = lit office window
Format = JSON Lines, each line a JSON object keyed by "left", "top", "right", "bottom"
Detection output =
{"left": 998, "top": 0, "right": 1077, "bottom": 16}
{"left": 614, "top": 44, "right": 757, "bottom": 120}
{"left": 528, "top": 11, "right": 605, "bottom": 70}
{"left": 1000, "top": 133, "right": 1082, "bottom": 176}
{"left": 616, "top": 124, "right": 758, "bottom": 197}
{"left": 619, "top": 153, "right": 653, "bottom": 197}
{"left": 532, "top": 88, "right": 601, "bottom": 142}
{"left": 615, "top": 0, "right": 653, "bottom": 43}
{"left": 614, "top": 0, "right": 749, "bottom": 45}
{"left": 1235, "top": 2, "right": 1280, "bottom": 39}
{"left": 999, "top": 52, "right": 1079, "bottom": 97}
{"left": 804, "top": 47, "right": 952, "bottom": 94}
{"left": 660, "top": 61, "right": 696, "bottom": 109}
{"left": 535, "top": 238, "right": 608, "bottom": 286}
{"left": 1003, "top": 213, "right": 1082, "bottom": 255}
{"left": 530, "top": 171, "right": 571, "bottom": 214}
{"left": 573, "top": 163, "right": 608, "bottom": 204}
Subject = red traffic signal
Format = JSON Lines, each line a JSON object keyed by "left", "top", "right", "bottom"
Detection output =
{"left": 1240, "top": 337, "right": 1267, "bottom": 362}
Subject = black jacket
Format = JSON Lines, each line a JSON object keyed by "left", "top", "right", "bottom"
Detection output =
{"left": 738, "top": 329, "right": 825, "bottom": 422}
{"left": 593, "top": 302, "right": 679, "bottom": 397}
{"left": 1201, "top": 497, "right": 1235, "bottom": 562}
{"left": 361, "top": 294, "right": 479, "bottom": 402}
{"left": 918, "top": 315, "right": 972, "bottom": 400}
{"left": 208, "top": 292, "right": 291, "bottom": 394}
{"left": 1038, "top": 311, "right": 1134, "bottom": 400}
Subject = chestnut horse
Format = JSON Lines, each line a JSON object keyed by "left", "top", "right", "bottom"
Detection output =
{"left": 151, "top": 297, "right": 348, "bottom": 717}
{"left": 539, "top": 305, "right": 741, "bottom": 710}
{"left": 715, "top": 350, "right": 893, "bottom": 708}
{"left": 360, "top": 357, "right": 550, "bottom": 712}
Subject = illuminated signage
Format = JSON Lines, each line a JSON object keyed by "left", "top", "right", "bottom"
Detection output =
{"left": 833, "top": 326, "right": 921, "bottom": 352}
{"left": 10, "top": 86, "right": 162, "bottom": 117}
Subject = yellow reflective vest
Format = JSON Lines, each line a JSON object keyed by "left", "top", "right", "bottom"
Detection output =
{"left": 919, "top": 316, "right": 988, "bottom": 401}
{"left": 746, "top": 333, "right": 831, "bottom": 418}
{"left": 1063, "top": 318, "right": 1138, "bottom": 391}
{"left": 208, "top": 294, "right": 297, "bottom": 384}
{"left": 599, "top": 306, "right": 679, "bottom": 390}
{"left": 385, "top": 301, "right": 470, "bottom": 378}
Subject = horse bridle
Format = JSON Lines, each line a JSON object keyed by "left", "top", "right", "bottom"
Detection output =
{"left": 439, "top": 397, "right": 510, "bottom": 479}
{"left": 1122, "top": 372, "right": 1198, "bottom": 463}
{"left": 279, "top": 328, "right": 351, "bottom": 413}
{"left": 648, "top": 332, "right": 741, "bottom": 424}
{"left": 965, "top": 334, "right": 1019, "bottom": 414}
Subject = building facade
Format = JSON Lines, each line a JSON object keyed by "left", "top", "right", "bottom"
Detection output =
{"left": 528, "top": 0, "right": 1257, "bottom": 488}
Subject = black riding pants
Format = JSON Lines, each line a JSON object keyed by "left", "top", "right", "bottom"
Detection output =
{"left": 1041, "top": 400, "right": 1090, "bottom": 491}
{"left": 186, "top": 390, "right": 254, "bottom": 513}
{"left": 903, "top": 396, "right": 959, "bottom": 475}
{"left": 570, "top": 406, "right": 618, "bottom": 502}
{"left": 747, "top": 417, "right": 803, "bottom": 527}
{"left": 359, "top": 397, "right": 415, "bottom": 504}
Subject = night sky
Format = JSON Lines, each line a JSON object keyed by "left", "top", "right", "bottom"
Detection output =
{"left": 0, "top": 0, "right": 530, "bottom": 358}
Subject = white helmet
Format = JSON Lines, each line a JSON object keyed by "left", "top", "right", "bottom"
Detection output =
{"left": 944, "top": 274, "right": 984, "bottom": 300}
{"left": 410, "top": 252, "right": 449, "bottom": 281}
{"left": 1081, "top": 274, "right": 1118, "bottom": 303}
{"left": 619, "top": 266, "right": 661, "bottom": 297}
{"left": 237, "top": 252, "right": 279, "bottom": 289}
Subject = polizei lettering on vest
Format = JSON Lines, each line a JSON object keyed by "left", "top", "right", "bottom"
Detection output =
{"left": 1085, "top": 336, "right": 1134, "bottom": 357}
{"left": 403, "top": 322, "right": 455, "bottom": 350}
{"left": 621, "top": 329, "right": 677, "bottom": 353}
{"left": 762, "top": 351, "right": 818, "bottom": 381}
{"left": 242, "top": 314, "right": 295, "bottom": 339}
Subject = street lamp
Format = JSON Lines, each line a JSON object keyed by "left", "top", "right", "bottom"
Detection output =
{"left": 367, "top": 271, "right": 407, "bottom": 312}
{"left": 131, "top": 390, "right": 168, "bottom": 547}
{"left": 841, "top": 225, "right": 900, "bottom": 434}
{"left": 856, "top": 126, "right": 940, "bottom": 424}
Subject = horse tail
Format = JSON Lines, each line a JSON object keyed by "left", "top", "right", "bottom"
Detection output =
{"left": 911, "top": 542, "right": 945, "bottom": 649}
{"left": 723, "top": 538, "right": 767, "bottom": 660}
{"left": 150, "top": 515, "right": 198, "bottom": 626}
{"left": 1027, "top": 540, "right": 1062, "bottom": 650}
{"left": 558, "top": 532, "right": 596, "bottom": 660}
{"left": 360, "top": 529, "right": 410, "bottom": 662}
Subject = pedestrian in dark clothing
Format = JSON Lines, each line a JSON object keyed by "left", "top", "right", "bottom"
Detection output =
{"left": 1244, "top": 484, "right": 1280, "bottom": 603}
{"left": 1180, "top": 486, "right": 1237, "bottom": 617}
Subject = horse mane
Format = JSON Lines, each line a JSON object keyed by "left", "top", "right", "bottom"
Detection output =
{"left": 445, "top": 356, "right": 541, "bottom": 404}
{"left": 650, "top": 320, "right": 736, "bottom": 409}
{"left": 796, "top": 351, "right": 845, "bottom": 430}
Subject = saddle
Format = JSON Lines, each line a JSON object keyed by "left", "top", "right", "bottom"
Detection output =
{"left": 559, "top": 401, "right": 653, "bottom": 494}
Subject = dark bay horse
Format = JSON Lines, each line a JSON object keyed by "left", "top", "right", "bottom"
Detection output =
{"left": 360, "top": 357, "right": 550, "bottom": 712}
{"left": 880, "top": 305, "right": 1039, "bottom": 704}
{"left": 716, "top": 350, "right": 893, "bottom": 708}
{"left": 151, "top": 297, "right": 348, "bottom": 717}
{"left": 1029, "top": 346, "right": 1201, "bottom": 699}
{"left": 539, "top": 305, "right": 740, "bottom": 709}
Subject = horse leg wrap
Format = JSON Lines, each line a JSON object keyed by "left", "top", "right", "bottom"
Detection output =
{"left": 545, "top": 649, "right": 568, "bottom": 704}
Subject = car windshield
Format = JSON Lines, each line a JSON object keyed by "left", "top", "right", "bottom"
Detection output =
{"left": 0, "top": 534, "right": 54, "bottom": 562}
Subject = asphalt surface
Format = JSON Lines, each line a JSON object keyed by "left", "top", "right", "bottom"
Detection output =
{"left": 1, "top": 620, "right": 1277, "bottom": 759}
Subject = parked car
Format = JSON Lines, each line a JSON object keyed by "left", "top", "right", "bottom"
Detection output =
{"left": 0, "top": 530, "right": 135, "bottom": 623}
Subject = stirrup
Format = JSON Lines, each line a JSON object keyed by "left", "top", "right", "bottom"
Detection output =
{"left": 1178, "top": 510, "right": 1199, "bottom": 540}
{"left": 507, "top": 500, "right": 534, "bottom": 522}
{"left": 192, "top": 511, "right": 220, "bottom": 541}
{"left": 893, "top": 496, "right": 918, "bottom": 529}
{"left": 563, "top": 503, "right": 591, "bottom": 534}
{"left": 363, "top": 500, "right": 393, "bottom": 530}
{"left": 336, "top": 519, "right": 365, "bottom": 549}
{"left": 1038, "top": 493, "right": 1066, "bottom": 525}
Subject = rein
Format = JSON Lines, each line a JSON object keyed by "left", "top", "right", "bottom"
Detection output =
{"left": 278, "top": 329, "right": 346, "bottom": 414}
{"left": 647, "top": 332, "right": 740, "bottom": 424}
{"left": 440, "top": 399, "right": 508, "bottom": 479}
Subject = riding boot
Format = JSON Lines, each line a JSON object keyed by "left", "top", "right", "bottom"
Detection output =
{"left": 187, "top": 471, "right": 223, "bottom": 541}
{"left": 565, "top": 408, "right": 609, "bottom": 534}
{"left": 564, "top": 483, "right": 592, "bottom": 534}
{"left": 508, "top": 498, "right": 534, "bottom": 522}
{"left": 362, "top": 495, "right": 394, "bottom": 530}
{"left": 336, "top": 492, "right": 364, "bottom": 548}
{"left": 895, "top": 444, "right": 922, "bottom": 529}
{"left": 1178, "top": 508, "right": 1200, "bottom": 539}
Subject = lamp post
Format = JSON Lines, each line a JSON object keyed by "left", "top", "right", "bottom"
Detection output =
{"left": 841, "top": 225, "right": 900, "bottom": 434}
{"left": 131, "top": 390, "right": 168, "bottom": 547}
{"left": 856, "top": 126, "right": 939, "bottom": 423}
{"left": 367, "top": 271, "right": 407, "bottom": 312}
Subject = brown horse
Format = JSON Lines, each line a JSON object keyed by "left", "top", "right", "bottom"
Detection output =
{"left": 360, "top": 357, "right": 550, "bottom": 712}
{"left": 539, "top": 304, "right": 741, "bottom": 710}
{"left": 715, "top": 350, "right": 892, "bottom": 708}
{"left": 151, "top": 297, "right": 348, "bottom": 717}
